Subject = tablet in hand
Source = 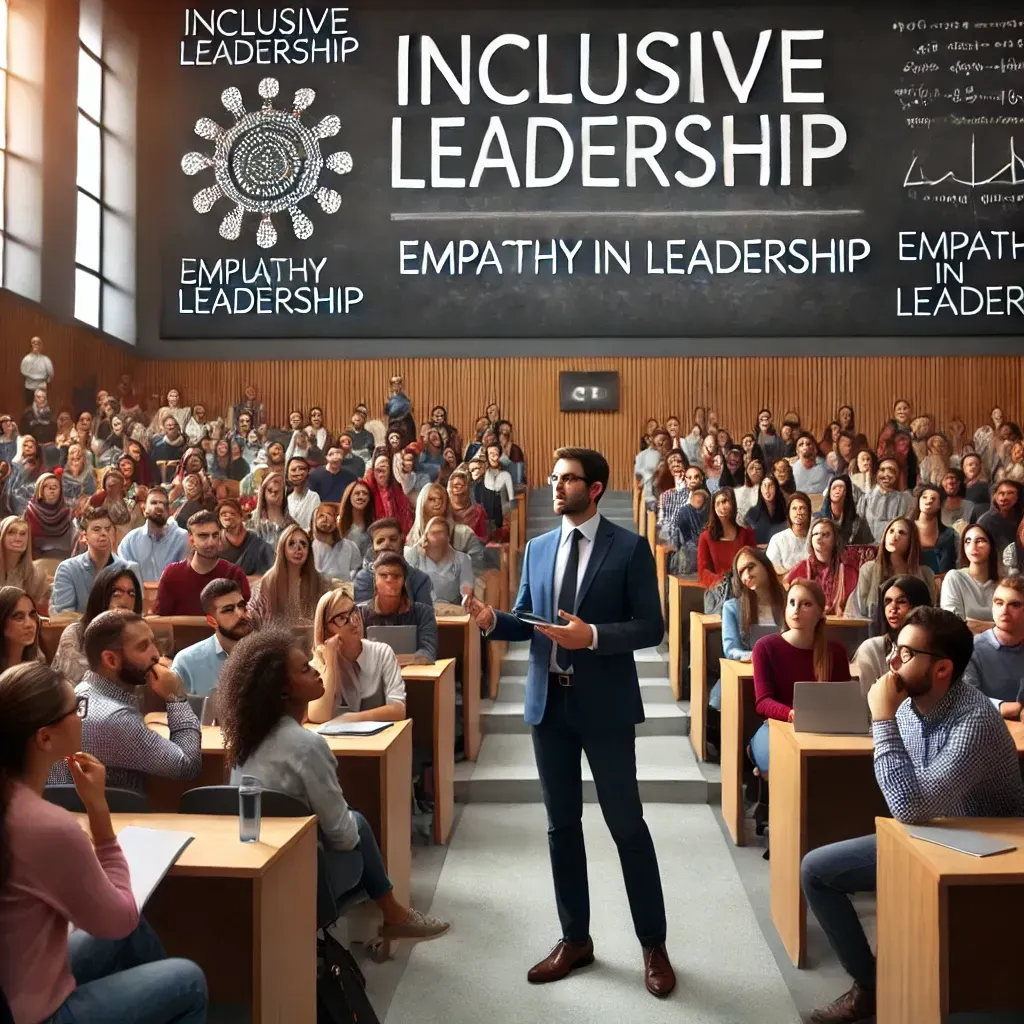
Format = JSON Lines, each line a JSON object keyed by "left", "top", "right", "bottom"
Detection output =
{"left": 515, "top": 612, "right": 551, "bottom": 626}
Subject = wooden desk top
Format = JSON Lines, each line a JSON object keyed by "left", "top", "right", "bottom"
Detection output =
{"left": 77, "top": 812, "right": 316, "bottom": 878}
{"left": 877, "top": 817, "right": 1024, "bottom": 881}
{"left": 436, "top": 615, "right": 470, "bottom": 628}
{"left": 145, "top": 715, "right": 413, "bottom": 758}
{"left": 400, "top": 657, "right": 456, "bottom": 681}
{"left": 773, "top": 718, "right": 1024, "bottom": 756}
{"left": 693, "top": 613, "right": 869, "bottom": 629}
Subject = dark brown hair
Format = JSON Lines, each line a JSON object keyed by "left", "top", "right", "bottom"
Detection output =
{"left": 552, "top": 447, "right": 609, "bottom": 503}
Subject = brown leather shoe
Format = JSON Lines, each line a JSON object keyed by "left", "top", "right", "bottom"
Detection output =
{"left": 808, "top": 983, "right": 875, "bottom": 1023}
{"left": 643, "top": 944, "right": 676, "bottom": 997}
{"left": 527, "top": 938, "right": 595, "bottom": 984}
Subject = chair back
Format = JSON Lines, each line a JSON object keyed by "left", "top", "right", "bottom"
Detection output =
{"left": 42, "top": 785, "right": 149, "bottom": 813}
{"left": 0, "top": 982, "right": 14, "bottom": 1024}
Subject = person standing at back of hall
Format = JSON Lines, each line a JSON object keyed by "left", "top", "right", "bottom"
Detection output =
{"left": 465, "top": 447, "right": 676, "bottom": 998}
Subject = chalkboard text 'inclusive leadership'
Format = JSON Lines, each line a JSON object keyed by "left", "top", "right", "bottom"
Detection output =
{"left": 390, "top": 30, "right": 849, "bottom": 189}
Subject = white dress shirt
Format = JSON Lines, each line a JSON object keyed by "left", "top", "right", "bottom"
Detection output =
{"left": 549, "top": 512, "right": 602, "bottom": 673}
{"left": 287, "top": 487, "right": 321, "bottom": 530}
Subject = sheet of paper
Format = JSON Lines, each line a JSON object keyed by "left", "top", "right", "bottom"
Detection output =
{"left": 117, "top": 826, "right": 195, "bottom": 909}
{"left": 317, "top": 720, "right": 393, "bottom": 736}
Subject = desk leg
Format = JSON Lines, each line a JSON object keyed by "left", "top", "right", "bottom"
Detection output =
{"left": 769, "top": 725, "right": 807, "bottom": 967}
{"left": 720, "top": 664, "right": 745, "bottom": 847}
{"left": 877, "top": 825, "right": 942, "bottom": 1024}
{"left": 689, "top": 614, "right": 707, "bottom": 761}
{"left": 382, "top": 726, "right": 413, "bottom": 908}
{"left": 434, "top": 664, "right": 455, "bottom": 843}
{"left": 668, "top": 581, "right": 682, "bottom": 701}
{"left": 464, "top": 624, "right": 482, "bottom": 760}
{"left": 656, "top": 545, "right": 668, "bottom": 623}
{"left": 255, "top": 823, "right": 317, "bottom": 1024}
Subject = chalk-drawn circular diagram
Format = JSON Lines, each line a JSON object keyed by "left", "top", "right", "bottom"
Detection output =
{"left": 181, "top": 77, "right": 353, "bottom": 249}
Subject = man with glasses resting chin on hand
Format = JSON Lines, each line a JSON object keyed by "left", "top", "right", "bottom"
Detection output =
{"left": 464, "top": 447, "right": 674, "bottom": 998}
{"left": 801, "top": 606, "right": 1024, "bottom": 1024}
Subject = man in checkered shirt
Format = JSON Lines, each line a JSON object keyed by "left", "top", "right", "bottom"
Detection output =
{"left": 47, "top": 611, "right": 202, "bottom": 795}
{"left": 801, "top": 606, "right": 1024, "bottom": 1024}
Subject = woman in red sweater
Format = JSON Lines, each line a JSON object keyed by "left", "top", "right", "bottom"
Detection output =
{"left": 0, "top": 663, "right": 207, "bottom": 1023}
{"left": 749, "top": 579, "right": 851, "bottom": 774}
{"left": 696, "top": 486, "right": 757, "bottom": 597}
{"left": 785, "top": 519, "right": 859, "bottom": 616}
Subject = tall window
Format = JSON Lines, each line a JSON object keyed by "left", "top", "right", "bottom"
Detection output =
{"left": 0, "top": 0, "right": 9, "bottom": 285}
{"left": 75, "top": 0, "right": 136, "bottom": 341}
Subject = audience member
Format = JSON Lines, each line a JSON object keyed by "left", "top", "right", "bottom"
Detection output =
{"left": 854, "top": 574, "right": 933, "bottom": 695}
{"left": 0, "top": 661, "right": 209, "bottom": 1024}
{"left": 0, "top": 586, "right": 43, "bottom": 673}
{"left": 786, "top": 519, "right": 858, "bottom": 616}
{"left": 7, "top": 441, "right": 44, "bottom": 516}
{"left": 655, "top": 451, "right": 690, "bottom": 540}
{"left": 667, "top": 486, "right": 709, "bottom": 575}
{"left": 405, "top": 483, "right": 485, "bottom": 572}
{"left": 846, "top": 517, "right": 934, "bottom": 620}
{"left": 62, "top": 443, "right": 97, "bottom": 503}
{"left": 856, "top": 457, "right": 914, "bottom": 541}
{"left": 19, "top": 388, "right": 56, "bottom": 446}
{"left": 335, "top": 432, "right": 366, "bottom": 478}
{"left": 771, "top": 457, "right": 795, "bottom": 497}
{"left": 354, "top": 518, "right": 433, "bottom": 606}
{"left": 220, "top": 627, "right": 448, "bottom": 938}
{"left": 51, "top": 508, "right": 140, "bottom": 615}
{"left": 405, "top": 516, "right": 474, "bottom": 605}
{"left": 469, "top": 456, "right": 504, "bottom": 531}
{"left": 233, "top": 384, "right": 267, "bottom": 431}
{"left": 154, "top": 510, "right": 250, "bottom": 616}
{"left": 734, "top": 459, "right": 765, "bottom": 526}
{"left": 19, "top": 336, "right": 54, "bottom": 404}
{"left": 939, "top": 524, "right": 998, "bottom": 632}
{"left": 696, "top": 487, "right": 757, "bottom": 607}
{"left": 717, "top": 445, "right": 746, "bottom": 490}
{"left": 938, "top": 468, "right": 976, "bottom": 529}
{"left": 0, "top": 516, "right": 48, "bottom": 607}
{"left": 311, "top": 503, "right": 361, "bottom": 581}
{"left": 962, "top": 577, "right": 1024, "bottom": 718}
{"left": 750, "top": 580, "right": 851, "bottom": 775}
{"left": 977, "top": 479, "right": 1022, "bottom": 560}
{"left": 961, "top": 452, "right": 991, "bottom": 507}
{"left": 802, "top": 607, "right": 1024, "bottom": 1023}
{"left": 216, "top": 497, "right": 274, "bottom": 575}
{"left": 384, "top": 375, "right": 416, "bottom": 448}
{"left": 284, "top": 457, "right": 320, "bottom": 531}
{"left": 249, "top": 471, "right": 293, "bottom": 549}
{"left": 46, "top": 611, "right": 202, "bottom": 793}
{"left": 755, "top": 409, "right": 785, "bottom": 467}
{"left": 53, "top": 566, "right": 142, "bottom": 685}
{"left": 366, "top": 454, "right": 413, "bottom": 535}
{"left": 813, "top": 475, "right": 873, "bottom": 545}
{"left": 248, "top": 523, "right": 329, "bottom": 627}
{"left": 307, "top": 587, "right": 407, "bottom": 724}
{"left": 447, "top": 468, "right": 489, "bottom": 541}
{"left": 150, "top": 414, "right": 188, "bottom": 480}
{"left": 346, "top": 405, "right": 375, "bottom": 459}
{"left": 170, "top": 578, "right": 253, "bottom": 697}
{"left": 912, "top": 484, "right": 958, "bottom": 575}
{"left": 744, "top": 477, "right": 788, "bottom": 545}
{"left": 358, "top": 552, "right": 437, "bottom": 664}
{"left": 792, "top": 432, "right": 830, "bottom": 494}
{"left": 117, "top": 488, "right": 189, "bottom": 583}
{"left": 766, "top": 492, "right": 813, "bottom": 574}
{"left": 308, "top": 443, "right": 358, "bottom": 503}
{"left": 635, "top": 429, "right": 670, "bottom": 508}
{"left": 337, "top": 478, "right": 374, "bottom": 556}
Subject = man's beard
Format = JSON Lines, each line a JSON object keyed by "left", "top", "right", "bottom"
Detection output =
{"left": 120, "top": 659, "right": 155, "bottom": 688}
{"left": 219, "top": 619, "right": 253, "bottom": 642}
{"left": 556, "top": 492, "right": 589, "bottom": 516}
{"left": 894, "top": 669, "right": 931, "bottom": 699}
{"left": 147, "top": 512, "right": 168, "bottom": 527}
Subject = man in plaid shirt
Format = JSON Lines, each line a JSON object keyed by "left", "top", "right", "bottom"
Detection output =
{"left": 801, "top": 607, "right": 1024, "bottom": 1024}
{"left": 47, "top": 611, "right": 201, "bottom": 795}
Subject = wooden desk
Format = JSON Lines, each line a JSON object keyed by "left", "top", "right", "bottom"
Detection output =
{"left": 655, "top": 543, "right": 670, "bottom": 622}
{"left": 144, "top": 615, "right": 214, "bottom": 655}
{"left": 769, "top": 719, "right": 1024, "bottom": 968}
{"left": 877, "top": 817, "right": 1024, "bottom": 1024}
{"left": 145, "top": 718, "right": 413, "bottom": 907}
{"left": 645, "top": 508, "right": 656, "bottom": 555}
{"left": 689, "top": 613, "right": 722, "bottom": 761}
{"left": 85, "top": 812, "right": 317, "bottom": 1020}
{"left": 720, "top": 659, "right": 756, "bottom": 846}
{"left": 402, "top": 658, "right": 456, "bottom": 844}
{"left": 667, "top": 576, "right": 706, "bottom": 701}
{"left": 437, "top": 616, "right": 481, "bottom": 760}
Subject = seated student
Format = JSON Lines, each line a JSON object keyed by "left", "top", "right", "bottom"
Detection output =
{"left": 154, "top": 509, "right": 250, "bottom": 616}
{"left": 117, "top": 487, "right": 189, "bottom": 584}
{"left": 813, "top": 474, "right": 873, "bottom": 546}
{"left": 750, "top": 580, "right": 851, "bottom": 775}
{"left": 785, "top": 519, "right": 859, "bottom": 616}
{"left": 51, "top": 507, "right": 141, "bottom": 615}
{"left": 744, "top": 476, "right": 789, "bottom": 546}
{"left": 307, "top": 587, "right": 407, "bottom": 724}
{"left": 46, "top": 611, "right": 202, "bottom": 793}
{"left": 939, "top": 523, "right": 998, "bottom": 633}
{"left": 469, "top": 455, "right": 503, "bottom": 532}
{"left": 338, "top": 478, "right": 374, "bottom": 557}
{"left": 0, "top": 585, "right": 44, "bottom": 674}
{"left": 170, "top": 578, "right": 253, "bottom": 698}
{"left": 708, "top": 547, "right": 786, "bottom": 711}
{"left": 248, "top": 522, "right": 329, "bottom": 628}
{"left": 961, "top": 451, "right": 991, "bottom": 508}
{"left": 405, "top": 483, "right": 486, "bottom": 573}
{"left": 284, "top": 456, "right": 321, "bottom": 532}
{"left": 911, "top": 483, "right": 957, "bottom": 575}
{"left": 0, "top": 662, "right": 208, "bottom": 1024}
{"left": 939, "top": 468, "right": 976, "bottom": 529}
{"left": 854, "top": 574, "right": 932, "bottom": 696}
{"left": 25, "top": 472, "right": 78, "bottom": 561}
{"left": 219, "top": 628, "right": 448, "bottom": 939}
{"left": 447, "top": 468, "right": 489, "bottom": 542}
{"left": 655, "top": 450, "right": 690, "bottom": 540}
{"left": 846, "top": 517, "right": 934, "bottom": 621}
{"left": 766, "top": 491, "right": 813, "bottom": 574}
{"left": 734, "top": 459, "right": 765, "bottom": 526}
{"left": 771, "top": 457, "right": 795, "bottom": 497}
{"left": 308, "top": 443, "right": 359, "bottom": 503}
{"left": 405, "top": 516, "right": 474, "bottom": 606}
{"left": 856, "top": 457, "right": 914, "bottom": 542}
{"left": 353, "top": 517, "right": 433, "bottom": 606}
{"left": 802, "top": 608, "right": 1024, "bottom": 1024}
{"left": 311, "top": 502, "right": 361, "bottom": 581}
{"left": 962, "top": 576, "right": 1024, "bottom": 719}
{"left": 217, "top": 497, "right": 274, "bottom": 575}
{"left": 977, "top": 479, "right": 1021, "bottom": 561}
{"left": 53, "top": 565, "right": 142, "bottom": 685}
{"left": 0, "top": 515, "right": 48, "bottom": 608}
{"left": 336, "top": 432, "right": 366, "bottom": 479}
{"left": 357, "top": 552, "right": 437, "bottom": 665}
{"left": 696, "top": 487, "right": 757, "bottom": 600}
{"left": 666, "top": 485, "right": 709, "bottom": 576}
{"left": 791, "top": 432, "right": 831, "bottom": 495}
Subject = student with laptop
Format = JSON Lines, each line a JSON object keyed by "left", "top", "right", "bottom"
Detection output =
{"left": 853, "top": 574, "right": 933, "bottom": 697}
{"left": 962, "top": 576, "right": 1024, "bottom": 719}
{"left": 307, "top": 587, "right": 406, "bottom": 724}
{"left": 801, "top": 607, "right": 1024, "bottom": 1023}
{"left": 357, "top": 552, "right": 437, "bottom": 665}
{"left": 749, "top": 580, "right": 852, "bottom": 775}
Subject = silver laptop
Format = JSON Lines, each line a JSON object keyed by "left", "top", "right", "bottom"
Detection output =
{"left": 185, "top": 689, "right": 219, "bottom": 726}
{"left": 747, "top": 624, "right": 780, "bottom": 645}
{"left": 792, "top": 681, "right": 871, "bottom": 736}
{"left": 366, "top": 625, "right": 418, "bottom": 656}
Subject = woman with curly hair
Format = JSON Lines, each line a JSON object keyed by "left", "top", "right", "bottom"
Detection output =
{"left": 219, "top": 628, "right": 450, "bottom": 940}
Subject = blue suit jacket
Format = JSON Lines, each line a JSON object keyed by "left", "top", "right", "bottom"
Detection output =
{"left": 490, "top": 516, "right": 664, "bottom": 727}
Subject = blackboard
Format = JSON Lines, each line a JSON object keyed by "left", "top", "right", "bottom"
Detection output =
{"left": 159, "top": 5, "right": 1024, "bottom": 340}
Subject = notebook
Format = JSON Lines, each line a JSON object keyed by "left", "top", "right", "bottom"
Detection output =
{"left": 317, "top": 721, "right": 394, "bottom": 737}
{"left": 907, "top": 825, "right": 1017, "bottom": 858}
{"left": 793, "top": 681, "right": 872, "bottom": 736}
{"left": 366, "top": 624, "right": 418, "bottom": 655}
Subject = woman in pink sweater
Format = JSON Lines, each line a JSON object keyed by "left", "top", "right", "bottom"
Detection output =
{"left": 749, "top": 580, "right": 851, "bottom": 775}
{"left": 0, "top": 663, "right": 207, "bottom": 1024}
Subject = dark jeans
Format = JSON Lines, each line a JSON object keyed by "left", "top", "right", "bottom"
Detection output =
{"left": 800, "top": 835, "right": 878, "bottom": 989}
{"left": 324, "top": 809, "right": 393, "bottom": 906}
{"left": 531, "top": 680, "right": 667, "bottom": 947}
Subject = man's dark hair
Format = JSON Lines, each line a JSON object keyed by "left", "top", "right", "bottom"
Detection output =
{"left": 553, "top": 447, "right": 610, "bottom": 504}
{"left": 287, "top": 457, "right": 309, "bottom": 472}
{"left": 795, "top": 431, "right": 818, "bottom": 447}
{"left": 901, "top": 606, "right": 974, "bottom": 681}
{"left": 146, "top": 486, "right": 169, "bottom": 502}
{"left": 650, "top": 429, "right": 670, "bottom": 443}
{"left": 326, "top": 444, "right": 343, "bottom": 456}
{"left": 201, "top": 577, "right": 244, "bottom": 615}
{"left": 187, "top": 509, "right": 219, "bottom": 532}
{"left": 373, "top": 550, "right": 408, "bottom": 580}
{"left": 216, "top": 498, "right": 243, "bottom": 519}
{"left": 368, "top": 517, "right": 401, "bottom": 537}
{"left": 84, "top": 610, "right": 145, "bottom": 671}
{"left": 81, "top": 506, "right": 113, "bottom": 529}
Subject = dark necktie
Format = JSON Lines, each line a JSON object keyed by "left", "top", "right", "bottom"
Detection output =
{"left": 555, "top": 528, "right": 581, "bottom": 671}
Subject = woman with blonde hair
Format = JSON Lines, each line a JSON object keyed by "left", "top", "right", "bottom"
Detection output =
{"left": 24, "top": 474, "right": 77, "bottom": 562}
{"left": 61, "top": 443, "right": 97, "bottom": 505}
{"left": 750, "top": 579, "right": 852, "bottom": 774}
{"left": 0, "top": 517, "right": 48, "bottom": 607}
{"left": 845, "top": 516, "right": 934, "bottom": 620}
{"left": 248, "top": 523, "right": 329, "bottom": 627}
{"left": 405, "top": 482, "right": 485, "bottom": 572}
{"left": 786, "top": 519, "right": 858, "bottom": 616}
{"left": 404, "top": 516, "right": 474, "bottom": 605}
{"left": 249, "top": 471, "right": 294, "bottom": 548}
{"left": 337, "top": 478, "right": 373, "bottom": 556}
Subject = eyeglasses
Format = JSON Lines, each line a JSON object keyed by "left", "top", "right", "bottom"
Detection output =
{"left": 894, "top": 644, "right": 942, "bottom": 664}
{"left": 549, "top": 473, "right": 586, "bottom": 487}
{"left": 47, "top": 693, "right": 89, "bottom": 726}
{"left": 329, "top": 608, "right": 360, "bottom": 627}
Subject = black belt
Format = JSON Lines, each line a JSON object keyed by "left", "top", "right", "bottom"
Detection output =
{"left": 549, "top": 672, "right": 573, "bottom": 688}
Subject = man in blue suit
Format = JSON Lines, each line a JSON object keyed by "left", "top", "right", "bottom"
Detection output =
{"left": 466, "top": 447, "right": 674, "bottom": 996}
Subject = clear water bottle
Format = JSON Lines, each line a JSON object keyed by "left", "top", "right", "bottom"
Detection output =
{"left": 238, "top": 775, "right": 262, "bottom": 843}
